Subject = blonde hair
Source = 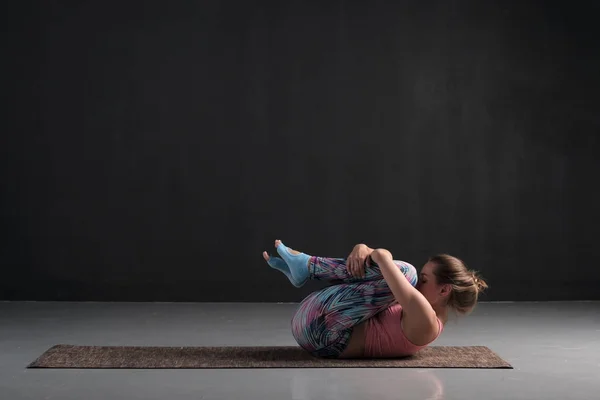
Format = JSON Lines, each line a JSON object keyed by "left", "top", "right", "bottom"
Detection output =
{"left": 428, "top": 254, "right": 488, "bottom": 315}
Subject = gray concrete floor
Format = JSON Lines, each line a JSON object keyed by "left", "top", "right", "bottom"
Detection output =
{"left": 0, "top": 301, "right": 599, "bottom": 399}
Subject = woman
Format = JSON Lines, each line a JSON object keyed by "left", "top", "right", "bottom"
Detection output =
{"left": 262, "top": 240, "right": 487, "bottom": 359}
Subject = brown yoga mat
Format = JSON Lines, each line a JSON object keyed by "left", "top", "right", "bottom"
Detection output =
{"left": 28, "top": 345, "right": 512, "bottom": 369}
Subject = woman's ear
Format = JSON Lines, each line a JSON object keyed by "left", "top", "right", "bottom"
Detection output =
{"left": 439, "top": 284, "right": 452, "bottom": 298}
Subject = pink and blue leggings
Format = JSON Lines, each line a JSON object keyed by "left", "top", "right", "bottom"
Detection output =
{"left": 291, "top": 256, "right": 418, "bottom": 358}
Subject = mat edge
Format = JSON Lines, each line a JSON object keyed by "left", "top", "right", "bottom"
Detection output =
{"left": 26, "top": 344, "right": 513, "bottom": 369}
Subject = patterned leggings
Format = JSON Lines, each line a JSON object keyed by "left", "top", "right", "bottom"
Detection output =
{"left": 291, "top": 256, "right": 418, "bottom": 358}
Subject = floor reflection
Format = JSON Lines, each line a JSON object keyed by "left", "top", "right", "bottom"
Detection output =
{"left": 290, "top": 368, "right": 445, "bottom": 400}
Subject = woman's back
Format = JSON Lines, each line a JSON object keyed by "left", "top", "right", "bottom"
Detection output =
{"left": 340, "top": 304, "right": 443, "bottom": 358}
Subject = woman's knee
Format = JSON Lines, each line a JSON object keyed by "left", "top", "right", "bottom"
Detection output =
{"left": 401, "top": 262, "right": 419, "bottom": 286}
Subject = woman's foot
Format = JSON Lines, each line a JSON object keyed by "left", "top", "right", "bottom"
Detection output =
{"left": 274, "top": 240, "right": 311, "bottom": 286}
{"left": 262, "top": 252, "right": 303, "bottom": 288}
{"left": 262, "top": 240, "right": 310, "bottom": 287}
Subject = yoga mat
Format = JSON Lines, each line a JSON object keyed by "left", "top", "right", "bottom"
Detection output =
{"left": 28, "top": 345, "right": 512, "bottom": 369}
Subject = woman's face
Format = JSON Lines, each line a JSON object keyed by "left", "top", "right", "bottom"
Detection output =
{"left": 416, "top": 262, "right": 443, "bottom": 304}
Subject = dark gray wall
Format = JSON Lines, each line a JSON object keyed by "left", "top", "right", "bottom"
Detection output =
{"left": 2, "top": 1, "right": 599, "bottom": 302}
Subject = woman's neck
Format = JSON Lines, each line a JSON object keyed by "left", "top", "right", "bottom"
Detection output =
{"left": 433, "top": 304, "right": 449, "bottom": 324}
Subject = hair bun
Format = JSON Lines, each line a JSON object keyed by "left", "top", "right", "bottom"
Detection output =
{"left": 471, "top": 271, "right": 488, "bottom": 292}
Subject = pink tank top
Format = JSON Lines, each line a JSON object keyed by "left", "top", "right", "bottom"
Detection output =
{"left": 363, "top": 304, "right": 443, "bottom": 358}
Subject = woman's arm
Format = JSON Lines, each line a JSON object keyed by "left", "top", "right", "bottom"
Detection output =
{"left": 371, "top": 248, "right": 440, "bottom": 343}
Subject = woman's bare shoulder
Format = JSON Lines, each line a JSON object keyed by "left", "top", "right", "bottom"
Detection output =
{"left": 399, "top": 296, "right": 441, "bottom": 346}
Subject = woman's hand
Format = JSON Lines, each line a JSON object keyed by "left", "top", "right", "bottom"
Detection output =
{"left": 346, "top": 244, "right": 374, "bottom": 278}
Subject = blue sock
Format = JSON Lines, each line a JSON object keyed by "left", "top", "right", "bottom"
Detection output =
{"left": 275, "top": 242, "right": 310, "bottom": 287}
{"left": 265, "top": 255, "right": 304, "bottom": 288}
